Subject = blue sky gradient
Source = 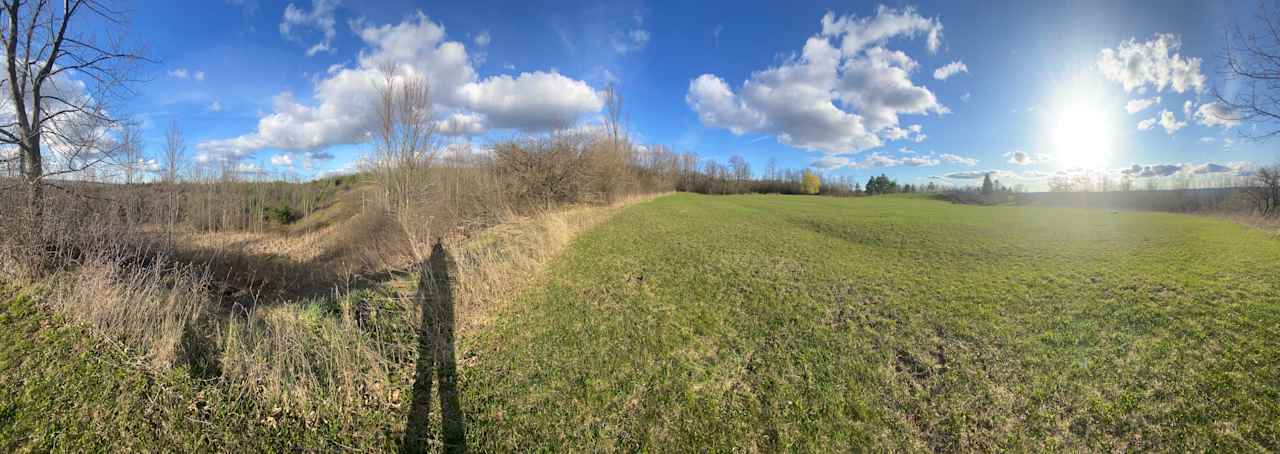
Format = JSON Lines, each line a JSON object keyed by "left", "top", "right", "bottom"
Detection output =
{"left": 119, "top": 0, "right": 1277, "bottom": 188}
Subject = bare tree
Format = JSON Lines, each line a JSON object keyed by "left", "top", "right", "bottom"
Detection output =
{"left": 1244, "top": 165, "right": 1280, "bottom": 217}
{"left": 2, "top": 0, "right": 144, "bottom": 214}
{"left": 728, "top": 154, "right": 750, "bottom": 184}
{"left": 602, "top": 82, "right": 624, "bottom": 151}
{"left": 372, "top": 65, "right": 436, "bottom": 212}
{"left": 117, "top": 120, "right": 142, "bottom": 183}
{"left": 161, "top": 120, "right": 184, "bottom": 183}
{"left": 369, "top": 64, "right": 438, "bottom": 262}
{"left": 1213, "top": 3, "right": 1280, "bottom": 138}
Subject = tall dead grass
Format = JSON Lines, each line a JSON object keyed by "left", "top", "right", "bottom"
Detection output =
{"left": 43, "top": 252, "right": 213, "bottom": 370}
{"left": 217, "top": 291, "right": 412, "bottom": 412}
{"left": 444, "top": 192, "right": 666, "bottom": 333}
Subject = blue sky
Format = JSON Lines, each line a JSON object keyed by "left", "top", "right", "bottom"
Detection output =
{"left": 119, "top": 0, "right": 1277, "bottom": 188}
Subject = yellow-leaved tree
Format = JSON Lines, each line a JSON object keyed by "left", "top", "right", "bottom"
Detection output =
{"left": 802, "top": 170, "right": 821, "bottom": 195}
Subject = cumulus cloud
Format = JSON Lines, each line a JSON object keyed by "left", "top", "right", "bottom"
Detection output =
{"left": 844, "top": 150, "right": 944, "bottom": 169}
{"left": 474, "top": 30, "right": 490, "bottom": 47}
{"left": 1194, "top": 101, "right": 1240, "bottom": 128}
{"left": 209, "top": 100, "right": 222, "bottom": 112}
{"left": 820, "top": 5, "right": 943, "bottom": 55}
{"left": 168, "top": 68, "right": 190, "bottom": 79}
{"left": 1121, "top": 161, "right": 1249, "bottom": 178}
{"left": 1097, "top": 33, "right": 1205, "bottom": 94}
{"left": 280, "top": 0, "right": 340, "bottom": 56}
{"left": 900, "top": 155, "right": 939, "bottom": 166}
{"left": 199, "top": 11, "right": 603, "bottom": 163}
{"left": 940, "top": 153, "right": 977, "bottom": 166}
{"left": 456, "top": 72, "right": 602, "bottom": 131}
{"left": 1157, "top": 109, "right": 1186, "bottom": 134}
{"left": 811, "top": 154, "right": 851, "bottom": 169}
{"left": 937, "top": 169, "right": 1049, "bottom": 182}
{"left": 1137, "top": 117, "right": 1157, "bottom": 130}
{"left": 852, "top": 152, "right": 904, "bottom": 169}
{"left": 270, "top": 154, "right": 294, "bottom": 167}
{"left": 1005, "top": 150, "right": 1051, "bottom": 165}
{"left": 932, "top": 61, "right": 967, "bottom": 80}
{"left": 1125, "top": 96, "right": 1159, "bottom": 114}
{"left": 686, "top": 7, "right": 947, "bottom": 154}
{"left": 881, "top": 123, "right": 926, "bottom": 142}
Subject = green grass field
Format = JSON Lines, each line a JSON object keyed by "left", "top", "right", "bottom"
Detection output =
{"left": 3, "top": 193, "right": 1279, "bottom": 451}
{"left": 460, "top": 193, "right": 1280, "bottom": 451}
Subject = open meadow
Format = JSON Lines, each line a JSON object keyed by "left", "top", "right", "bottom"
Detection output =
{"left": 460, "top": 193, "right": 1280, "bottom": 451}
{"left": 5, "top": 1, "right": 1280, "bottom": 451}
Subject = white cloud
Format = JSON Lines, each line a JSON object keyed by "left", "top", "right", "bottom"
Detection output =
{"left": 209, "top": 100, "right": 223, "bottom": 112}
{"left": 811, "top": 154, "right": 851, "bottom": 169}
{"left": 200, "top": 11, "right": 603, "bottom": 163}
{"left": 1097, "top": 33, "right": 1205, "bottom": 94}
{"left": 280, "top": 0, "right": 340, "bottom": 56}
{"left": 270, "top": 154, "right": 294, "bottom": 167}
{"left": 611, "top": 29, "right": 650, "bottom": 55}
{"left": 474, "top": 30, "right": 490, "bottom": 47}
{"left": 1121, "top": 161, "right": 1251, "bottom": 178}
{"left": 852, "top": 152, "right": 903, "bottom": 169}
{"left": 1125, "top": 96, "right": 1160, "bottom": 114}
{"left": 457, "top": 72, "right": 602, "bottom": 131}
{"left": 932, "top": 61, "right": 967, "bottom": 80}
{"left": 1138, "top": 117, "right": 1157, "bottom": 130}
{"left": 881, "top": 123, "right": 925, "bottom": 142}
{"left": 820, "top": 6, "right": 943, "bottom": 55}
{"left": 1183, "top": 99, "right": 1193, "bottom": 116}
{"left": 1199, "top": 136, "right": 1215, "bottom": 143}
{"left": 194, "top": 71, "right": 206, "bottom": 81}
{"left": 900, "top": 155, "right": 939, "bottom": 166}
{"left": 1195, "top": 101, "right": 1240, "bottom": 128}
{"left": 435, "top": 112, "right": 487, "bottom": 135}
{"left": 168, "top": 68, "right": 190, "bottom": 79}
{"left": 1157, "top": 109, "right": 1186, "bottom": 134}
{"left": 940, "top": 153, "right": 977, "bottom": 166}
{"left": 687, "top": 7, "right": 946, "bottom": 154}
{"left": 1005, "top": 150, "right": 1051, "bottom": 165}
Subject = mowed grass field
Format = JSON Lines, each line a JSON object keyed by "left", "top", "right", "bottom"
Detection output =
{"left": 460, "top": 193, "right": 1280, "bottom": 451}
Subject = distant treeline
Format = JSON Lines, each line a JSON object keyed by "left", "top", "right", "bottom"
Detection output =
{"left": 674, "top": 154, "right": 931, "bottom": 197}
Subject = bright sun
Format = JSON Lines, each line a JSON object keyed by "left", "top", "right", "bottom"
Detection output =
{"left": 1049, "top": 101, "right": 1115, "bottom": 170}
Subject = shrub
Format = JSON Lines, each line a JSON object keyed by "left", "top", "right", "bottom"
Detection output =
{"left": 802, "top": 170, "right": 821, "bottom": 195}
{"left": 264, "top": 206, "right": 299, "bottom": 225}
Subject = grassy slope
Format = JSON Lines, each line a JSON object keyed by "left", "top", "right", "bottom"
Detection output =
{"left": 0, "top": 288, "right": 405, "bottom": 452}
{"left": 461, "top": 193, "right": 1280, "bottom": 451}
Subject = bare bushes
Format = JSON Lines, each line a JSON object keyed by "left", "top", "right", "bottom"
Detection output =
{"left": 46, "top": 253, "right": 214, "bottom": 369}
{"left": 218, "top": 291, "right": 412, "bottom": 412}
{"left": 1243, "top": 165, "right": 1280, "bottom": 217}
{"left": 493, "top": 135, "right": 591, "bottom": 209}
{"left": 492, "top": 132, "right": 649, "bottom": 211}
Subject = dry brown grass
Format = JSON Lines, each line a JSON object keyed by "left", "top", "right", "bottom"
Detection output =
{"left": 444, "top": 192, "right": 668, "bottom": 333}
{"left": 207, "top": 193, "right": 665, "bottom": 415}
{"left": 217, "top": 291, "right": 411, "bottom": 412}
{"left": 43, "top": 252, "right": 214, "bottom": 369}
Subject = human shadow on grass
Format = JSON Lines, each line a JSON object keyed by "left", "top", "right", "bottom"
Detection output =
{"left": 402, "top": 240, "right": 467, "bottom": 453}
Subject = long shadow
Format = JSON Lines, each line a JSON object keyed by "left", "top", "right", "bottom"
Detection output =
{"left": 402, "top": 240, "right": 467, "bottom": 453}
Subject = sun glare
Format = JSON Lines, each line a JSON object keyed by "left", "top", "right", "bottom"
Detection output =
{"left": 1049, "top": 100, "right": 1115, "bottom": 170}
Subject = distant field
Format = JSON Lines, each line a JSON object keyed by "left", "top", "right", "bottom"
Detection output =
{"left": 460, "top": 193, "right": 1280, "bottom": 451}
